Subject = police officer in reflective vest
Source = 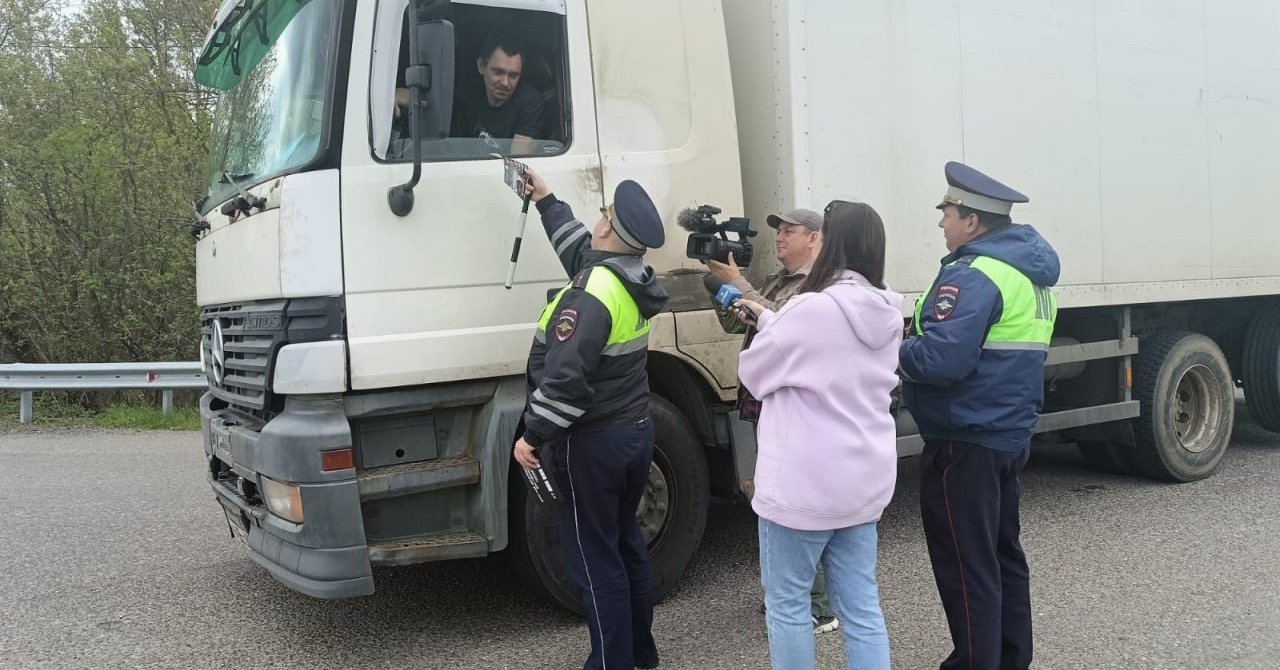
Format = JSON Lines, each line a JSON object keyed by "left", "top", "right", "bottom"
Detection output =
{"left": 899, "top": 162, "right": 1060, "bottom": 670}
{"left": 512, "top": 169, "right": 669, "bottom": 670}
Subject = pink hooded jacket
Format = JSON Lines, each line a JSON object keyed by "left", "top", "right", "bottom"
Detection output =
{"left": 738, "top": 270, "right": 903, "bottom": 531}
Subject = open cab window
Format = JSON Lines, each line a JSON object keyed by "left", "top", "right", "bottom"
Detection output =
{"left": 371, "top": 0, "right": 571, "bottom": 162}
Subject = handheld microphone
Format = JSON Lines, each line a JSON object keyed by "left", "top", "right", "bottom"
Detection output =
{"left": 711, "top": 282, "right": 757, "bottom": 325}
{"left": 703, "top": 273, "right": 727, "bottom": 296}
{"left": 714, "top": 284, "right": 744, "bottom": 309}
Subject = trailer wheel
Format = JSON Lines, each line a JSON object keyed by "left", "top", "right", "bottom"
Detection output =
{"left": 1242, "top": 305, "right": 1280, "bottom": 432}
{"left": 506, "top": 395, "right": 710, "bottom": 614}
{"left": 1129, "top": 331, "right": 1234, "bottom": 482}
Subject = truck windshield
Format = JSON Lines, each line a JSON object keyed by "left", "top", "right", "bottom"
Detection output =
{"left": 196, "top": 0, "right": 342, "bottom": 212}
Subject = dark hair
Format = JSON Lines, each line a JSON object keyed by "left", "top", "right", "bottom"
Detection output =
{"left": 956, "top": 205, "right": 1012, "bottom": 231}
{"left": 479, "top": 35, "right": 525, "bottom": 63}
{"left": 799, "top": 200, "right": 887, "bottom": 294}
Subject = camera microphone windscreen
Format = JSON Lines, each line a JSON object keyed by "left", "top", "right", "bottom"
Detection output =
{"left": 676, "top": 207, "right": 702, "bottom": 232}
{"left": 703, "top": 273, "right": 727, "bottom": 295}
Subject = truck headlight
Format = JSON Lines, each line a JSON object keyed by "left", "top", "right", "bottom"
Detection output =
{"left": 260, "top": 475, "right": 304, "bottom": 523}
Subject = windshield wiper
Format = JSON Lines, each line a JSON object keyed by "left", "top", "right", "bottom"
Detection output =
{"left": 219, "top": 171, "right": 255, "bottom": 184}
{"left": 219, "top": 170, "right": 266, "bottom": 217}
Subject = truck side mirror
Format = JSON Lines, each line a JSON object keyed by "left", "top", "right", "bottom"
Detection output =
{"left": 388, "top": 15, "right": 455, "bottom": 216}
{"left": 411, "top": 20, "right": 455, "bottom": 140}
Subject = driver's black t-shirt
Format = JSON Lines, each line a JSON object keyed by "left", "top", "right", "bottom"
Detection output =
{"left": 450, "top": 83, "right": 545, "bottom": 140}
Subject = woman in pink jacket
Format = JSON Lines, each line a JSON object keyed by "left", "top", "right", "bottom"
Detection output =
{"left": 736, "top": 200, "right": 903, "bottom": 670}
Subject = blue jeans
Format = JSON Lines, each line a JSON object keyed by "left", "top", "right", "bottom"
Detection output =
{"left": 759, "top": 518, "right": 890, "bottom": 670}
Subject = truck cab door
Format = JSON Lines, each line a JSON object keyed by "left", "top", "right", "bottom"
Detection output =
{"left": 338, "top": 0, "right": 603, "bottom": 390}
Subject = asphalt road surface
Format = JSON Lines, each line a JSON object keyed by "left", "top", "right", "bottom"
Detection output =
{"left": 3, "top": 403, "right": 1280, "bottom": 669}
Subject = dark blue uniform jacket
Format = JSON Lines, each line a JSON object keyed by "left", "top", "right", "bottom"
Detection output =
{"left": 900, "top": 225, "right": 1061, "bottom": 452}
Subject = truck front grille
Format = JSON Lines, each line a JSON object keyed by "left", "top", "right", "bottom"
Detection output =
{"left": 202, "top": 301, "right": 287, "bottom": 417}
{"left": 201, "top": 297, "right": 344, "bottom": 424}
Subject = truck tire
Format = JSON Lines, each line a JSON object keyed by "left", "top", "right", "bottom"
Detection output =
{"left": 506, "top": 395, "right": 710, "bottom": 614}
{"left": 1129, "top": 331, "right": 1234, "bottom": 482}
{"left": 506, "top": 455, "right": 581, "bottom": 612}
{"left": 1242, "top": 305, "right": 1280, "bottom": 432}
{"left": 642, "top": 395, "right": 711, "bottom": 602}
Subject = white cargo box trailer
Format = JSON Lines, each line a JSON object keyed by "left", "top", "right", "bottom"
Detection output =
{"left": 727, "top": 0, "right": 1280, "bottom": 301}
{"left": 722, "top": 0, "right": 1280, "bottom": 479}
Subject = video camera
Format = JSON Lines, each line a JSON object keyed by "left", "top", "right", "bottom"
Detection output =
{"left": 678, "top": 205, "right": 757, "bottom": 266}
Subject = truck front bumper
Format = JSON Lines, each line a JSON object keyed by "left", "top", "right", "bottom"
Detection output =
{"left": 202, "top": 393, "right": 374, "bottom": 599}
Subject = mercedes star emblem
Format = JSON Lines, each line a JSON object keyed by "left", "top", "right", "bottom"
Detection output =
{"left": 211, "top": 319, "right": 226, "bottom": 386}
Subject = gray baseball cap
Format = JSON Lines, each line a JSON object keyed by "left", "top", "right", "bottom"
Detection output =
{"left": 766, "top": 208, "right": 822, "bottom": 232}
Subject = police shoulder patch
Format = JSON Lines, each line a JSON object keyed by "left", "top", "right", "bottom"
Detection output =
{"left": 554, "top": 308, "right": 579, "bottom": 342}
{"left": 933, "top": 285, "right": 960, "bottom": 321}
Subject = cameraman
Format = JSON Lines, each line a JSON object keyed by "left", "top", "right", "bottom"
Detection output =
{"left": 706, "top": 208, "right": 838, "bottom": 634}
{"left": 708, "top": 209, "right": 821, "bottom": 334}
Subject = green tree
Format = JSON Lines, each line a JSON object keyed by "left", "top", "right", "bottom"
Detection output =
{"left": 0, "top": 0, "right": 217, "bottom": 367}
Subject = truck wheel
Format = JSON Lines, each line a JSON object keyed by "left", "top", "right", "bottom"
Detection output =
{"left": 506, "top": 455, "right": 582, "bottom": 613}
{"left": 1242, "top": 305, "right": 1280, "bottom": 432}
{"left": 1129, "top": 331, "right": 1234, "bottom": 482}
{"left": 642, "top": 395, "right": 710, "bottom": 603}
{"left": 506, "top": 395, "right": 710, "bottom": 614}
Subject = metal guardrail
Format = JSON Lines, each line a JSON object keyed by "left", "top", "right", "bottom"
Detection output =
{"left": 0, "top": 362, "right": 206, "bottom": 424}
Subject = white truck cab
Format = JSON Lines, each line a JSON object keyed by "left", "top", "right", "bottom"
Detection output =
{"left": 196, "top": 0, "right": 746, "bottom": 606}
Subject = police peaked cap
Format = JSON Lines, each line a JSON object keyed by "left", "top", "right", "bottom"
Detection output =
{"left": 610, "top": 180, "right": 665, "bottom": 251}
{"left": 937, "top": 161, "right": 1029, "bottom": 216}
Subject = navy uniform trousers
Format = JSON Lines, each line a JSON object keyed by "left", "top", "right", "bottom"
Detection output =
{"left": 548, "top": 417, "right": 659, "bottom": 670}
{"left": 920, "top": 439, "right": 1033, "bottom": 670}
